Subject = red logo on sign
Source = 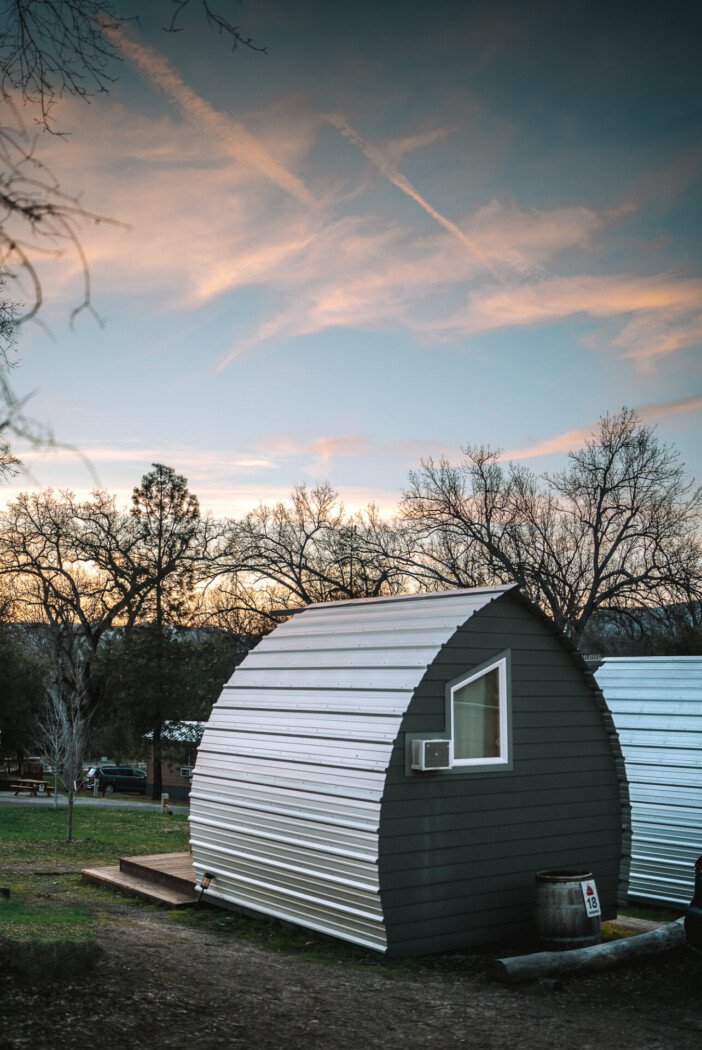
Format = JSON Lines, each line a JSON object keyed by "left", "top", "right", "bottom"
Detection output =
{"left": 586, "top": 885, "right": 594, "bottom": 895}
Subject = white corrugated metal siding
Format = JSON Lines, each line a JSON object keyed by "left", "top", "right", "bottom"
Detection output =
{"left": 189, "top": 586, "right": 512, "bottom": 950}
{"left": 595, "top": 656, "right": 702, "bottom": 906}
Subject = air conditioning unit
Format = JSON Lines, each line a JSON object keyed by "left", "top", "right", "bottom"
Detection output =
{"left": 411, "top": 739, "right": 451, "bottom": 771}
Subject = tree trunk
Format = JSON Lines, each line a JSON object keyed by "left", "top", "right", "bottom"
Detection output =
{"left": 490, "top": 919, "right": 686, "bottom": 984}
{"left": 53, "top": 742, "right": 59, "bottom": 809}
{"left": 66, "top": 789, "right": 74, "bottom": 842}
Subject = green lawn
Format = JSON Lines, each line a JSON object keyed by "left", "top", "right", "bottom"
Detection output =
{"left": 0, "top": 893, "right": 96, "bottom": 943}
{"left": 0, "top": 803, "right": 190, "bottom": 952}
{"left": 0, "top": 804, "right": 190, "bottom": 871}
{"left": 0, "top": 804, "right": 692, "bottom": 985}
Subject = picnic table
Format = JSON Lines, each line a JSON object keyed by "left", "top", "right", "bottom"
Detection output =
{"left": 10, "top": 779, "right": 54, "bottom": 797}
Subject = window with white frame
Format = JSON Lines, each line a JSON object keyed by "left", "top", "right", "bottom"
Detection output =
{"left": 450, "top": 657, "right": 509, "bottom": 766}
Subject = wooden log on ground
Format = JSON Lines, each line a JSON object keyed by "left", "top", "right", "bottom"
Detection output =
{"left": 490, "top": 918, "right": 686, "bottom": 984}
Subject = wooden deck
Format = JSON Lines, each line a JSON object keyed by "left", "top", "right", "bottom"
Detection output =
{"left": 82, "top": 851, "right": 199, "bottom": 907}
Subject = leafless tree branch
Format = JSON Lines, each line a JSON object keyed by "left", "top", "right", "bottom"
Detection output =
{"left": 401, "top": 409, "right": 702, "bottom": 644}
{"left": 164, "top": 0, "right": 267, "bottom": 54}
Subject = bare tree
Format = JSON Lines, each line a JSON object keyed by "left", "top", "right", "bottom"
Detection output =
{"left": 0, "top": 4, "right": 125, "bottom": 343}
{"left": 34, "top": 677, "right": 87, "bottom": 839}
{"left": 0, "top": 283, "right": 21, "bottom": 479}
{"left": 195, "top": 573, "right": 280, "bottom": 640}
{"left": 0, "top": 270, "right": 64, "bottom": 482}
{"left": 218, "top": 483, "right": 412, "bottom": 609}
{"left": 0, "top": 1, "right": 265, "bottom": 470}
{"left": 401, "top": 409, "right": 702, "bottom": 645}
{"left": 1, "top": 0, "right": 265, "bottom": 130}
{"left": 35, "top": 684, "right": 64, "bottom": 811}
{"left": 0, "top": 1, "right": 264, "bottom": 324}
{"left": 0, "top": 484, "right": 202, "bottom": 717}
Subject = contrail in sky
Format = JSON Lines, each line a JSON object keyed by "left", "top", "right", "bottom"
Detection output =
{"left": 105, "top": 26, "right": 314, "bottom": 206}
{"left": 328, "top": 114, "right": 502, "bottom": 282}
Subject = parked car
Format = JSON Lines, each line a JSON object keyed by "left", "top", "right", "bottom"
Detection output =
{"left": 84, "top": 766, "right": 147, "bottom": 795}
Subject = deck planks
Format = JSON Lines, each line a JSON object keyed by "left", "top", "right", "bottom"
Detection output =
{"left": 82, "top": 851, "right": 199, "bottom": 907}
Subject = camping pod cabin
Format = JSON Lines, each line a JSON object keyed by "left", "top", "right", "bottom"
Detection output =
{"left": 189, "top": 586, "right": 629, "bottom": 955}
{"left": 595, "top": 655, "right": 702, "bottom": 907}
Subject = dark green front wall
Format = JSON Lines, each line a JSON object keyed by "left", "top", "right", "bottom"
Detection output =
{"left": 379, "top": 593, "right": 628, "bottom": 956}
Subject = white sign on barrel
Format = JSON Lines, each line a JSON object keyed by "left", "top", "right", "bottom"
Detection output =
{"left": 580, "top": 879, "right": 601, "bottom": 917}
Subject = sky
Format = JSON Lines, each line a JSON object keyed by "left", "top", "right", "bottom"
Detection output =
{"left": 2, "top": 0, "right": 701, "bottom": 518}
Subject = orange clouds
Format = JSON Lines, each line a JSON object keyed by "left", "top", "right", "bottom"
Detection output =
{"left": 0, "top": 436, "right": 402, "bottom": 518}
{"left": 104, "top": 24, "right": 314, "bottom": 207}
{"left": 459, "top": 273, "right": 702, "bottom": 366}
{"left": 501, "top": 396, "right": 702, "bottom": 461}
{"left": 6, "top": 393, "right": 699, "bottom": 518}
{"left": 25, "top": 28, "right": 701, "bottom": 377}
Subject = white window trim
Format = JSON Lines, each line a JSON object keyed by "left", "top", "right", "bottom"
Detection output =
{"left": 449, "top": 656, "right": 510, "bottom": 768}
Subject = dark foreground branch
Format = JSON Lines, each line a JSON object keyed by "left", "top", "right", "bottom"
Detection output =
{"left": 490, "top": 918, "right": 686, "bottom": 984}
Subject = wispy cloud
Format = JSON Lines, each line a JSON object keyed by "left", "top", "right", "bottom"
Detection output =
{"left": 327, "top": 114, "right": 503, "bottom": 281}
{"left": 105, "top": 24, "right": 314, "bottom": 206}
{"left": 13, "top": 430, "right": 435, "bottom": 493}
{"left": 216, "top": 199, "right": 632, "bottom": 366}
{"left": 0, "top": 438, "right": 403, "bottom": 518}
{"left": 500, "top": 396, "right": 702, "bottom": 461}
{"left": 20, "top": 442, "right": 277, "bottom": 471}
{"left": 31, "top": 77, "right": 700, "bottom": 375}
{"left": 383, "top": 125, "right": 461, "bottom": 167}
{"left": 442, "top": 272, "right": 702, "bottom": 366}
{"left": 255, "top": 431, "right": 456, "bottom": 477}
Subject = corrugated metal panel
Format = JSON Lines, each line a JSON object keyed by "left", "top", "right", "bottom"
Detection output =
{"left": 190, "top": 586, "right": 513, "bottom": 950}
{"left": 595, "top": 656, "right": 702, "bottom": 906}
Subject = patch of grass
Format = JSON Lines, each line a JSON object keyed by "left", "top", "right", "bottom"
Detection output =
{"left": 620, "top": 903, "right": 684, "bottom": 924}
{"left": 170, "top": 903, "right": 402, "bottom": 971}
{"left": 0, "top": 804, "right": 190, "bottom": 979}
{"left": 601, "top": 920, "right": 638, "bottom": 941}
{"left": 168, "top": 903, "right": 490, "bottom": 979}
{"left": 170, "top": 900, "right": 691, "bottom": 979}
{"left": 0, "top": 804, "right": 190, "bottom": 872}
{"left": 0, "top": 892, "right": 95, "bottom": 943}
{"left": 79, "top": 790, "right": 187, "bottom": 805}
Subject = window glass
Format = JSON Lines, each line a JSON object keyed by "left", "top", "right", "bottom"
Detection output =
{"left": 453, "top": 667, "right": 501, "bottom": 760}
{"left": 451, "top": 658, "right": 508, "bottom": 766}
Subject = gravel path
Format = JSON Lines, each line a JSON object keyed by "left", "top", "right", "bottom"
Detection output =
{"left": 1, "top": 897, "right": 701, "bottom": 1050}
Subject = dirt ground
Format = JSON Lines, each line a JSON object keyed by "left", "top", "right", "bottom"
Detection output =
{"left": 1, "top": 895, "right": 702, "bottom": 1050}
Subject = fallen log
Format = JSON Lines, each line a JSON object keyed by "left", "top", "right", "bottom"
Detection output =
{"left": 490, "top": 918, "right": 686, "bottom": 984}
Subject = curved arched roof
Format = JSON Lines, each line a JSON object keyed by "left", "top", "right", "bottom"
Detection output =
{"left": 190, "top": 585, "right": 515, "bottom": 950}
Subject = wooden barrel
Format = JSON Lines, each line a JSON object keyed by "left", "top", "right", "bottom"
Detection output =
{"left": 535, "top": 869, "right": 601, "bottom": 951}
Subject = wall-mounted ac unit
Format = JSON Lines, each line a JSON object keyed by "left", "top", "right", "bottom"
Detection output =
{"left": 411, "top": 739, "right": 451, "bottom": 771}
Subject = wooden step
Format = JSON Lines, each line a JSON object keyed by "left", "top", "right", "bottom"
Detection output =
{"left": 119, "top": 852, "right": 196, "bottom": 894}
{"left": 82, "top": 864, "right": 199, "bottom": 907}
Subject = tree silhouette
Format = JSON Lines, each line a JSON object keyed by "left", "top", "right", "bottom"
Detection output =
{"left": 402, "top": 409, "right": 702, "bottom": 645}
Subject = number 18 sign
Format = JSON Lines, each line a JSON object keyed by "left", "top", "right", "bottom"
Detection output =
{"left": 580, "top": 879, "right": 601, "bottom": 917}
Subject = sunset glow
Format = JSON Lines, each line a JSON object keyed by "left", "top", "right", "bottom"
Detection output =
{"left": 5, "top": 0, "right": 700, "bottom": 514}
